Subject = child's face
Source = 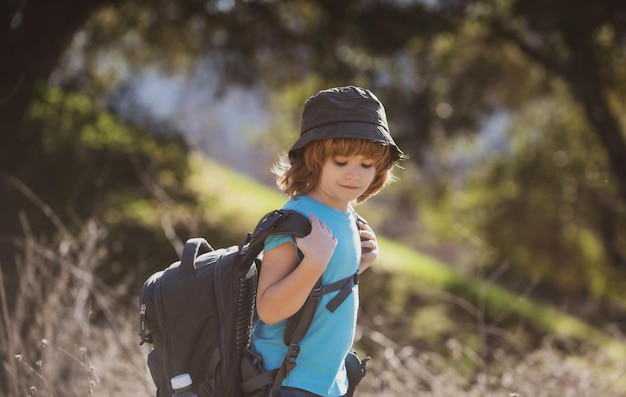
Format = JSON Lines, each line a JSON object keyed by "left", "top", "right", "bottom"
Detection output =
{"left": 309, "top": 154, "right": 377, "bottom": 212}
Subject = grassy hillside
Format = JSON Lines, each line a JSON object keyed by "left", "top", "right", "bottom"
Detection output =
{"left": 378, "top": 238, "right": 626, "bottom": 357}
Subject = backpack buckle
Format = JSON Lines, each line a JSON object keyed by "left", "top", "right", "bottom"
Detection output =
{"left": 287, "top": 343, "right": 300, "bottom": 363}
{"left": 238, "top": 233, "right": 252, "bottom": 253}
{"left": 309, "top": 286, "right": 324, "bottom": 300}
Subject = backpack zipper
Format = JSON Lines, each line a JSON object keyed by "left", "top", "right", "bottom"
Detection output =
{"left": 139, "top": 281, "right": 152, "bottom": 345}
{"left": 139, "top": 303, "right": 147, "bottom": 344}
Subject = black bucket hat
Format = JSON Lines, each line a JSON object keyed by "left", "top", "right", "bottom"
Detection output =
{"left": 288, "top": 86, "right": 405, "bottom": 162}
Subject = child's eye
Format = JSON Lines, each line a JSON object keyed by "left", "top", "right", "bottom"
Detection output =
{"left": 361, "top": 163, "right": 374, "bottom": 169}
{"left": 333, "top": 157, "right": 348, "bottom": 166}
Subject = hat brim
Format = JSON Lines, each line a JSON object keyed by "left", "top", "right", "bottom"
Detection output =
{"left": 288, "top": 121, "right": 404, "bottom": 161}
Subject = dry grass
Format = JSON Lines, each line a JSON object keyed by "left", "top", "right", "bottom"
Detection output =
{"left": 355, "top": 328, "right": 626, "bottom": 396}
{"left": 0, "top": 217, "right": 154, "bottom": 397}
{"left": 2, "top": 216, "right": 626, "bottom": 396}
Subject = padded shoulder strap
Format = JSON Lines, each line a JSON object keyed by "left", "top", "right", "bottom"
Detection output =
{"left": 252, "top": 210, "right": 310, "bottom": 239}
{"left": 240, "top": 210, "right": 311, "bottom": 265}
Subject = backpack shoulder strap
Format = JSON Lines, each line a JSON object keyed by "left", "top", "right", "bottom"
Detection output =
{"left": 240, "top": 209, "right": 311, "bottom": 265}
{"left": 271, "top": 276, "right": 321, "bottom": 397}
{"left": 270, "top": 271, "right": 359, "bottom": 396}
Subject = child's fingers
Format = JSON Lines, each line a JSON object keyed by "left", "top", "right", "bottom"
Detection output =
{"left": 361, "top": 238, "right": 376, "bottom": 252}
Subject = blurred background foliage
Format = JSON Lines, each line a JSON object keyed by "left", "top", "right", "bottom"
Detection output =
{"left": 1, "top": 0, "right": 626, "bottom": 394}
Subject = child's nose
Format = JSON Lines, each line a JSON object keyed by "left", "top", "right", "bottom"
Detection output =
{"left": 346, "top": 165, "right": 361, "bottom": 180}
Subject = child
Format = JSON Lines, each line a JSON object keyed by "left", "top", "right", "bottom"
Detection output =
{"left": 252, "top": 86, "right": 405, "bottom": 397}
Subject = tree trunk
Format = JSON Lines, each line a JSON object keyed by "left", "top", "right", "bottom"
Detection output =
{"left": 0, "top": 0, "right": 107, "bottom": 346}
{"left": 571, "top": 79, "right": 626, "bottom": 200}
{"left": 0, "top": 0, "right": 106, "bottom": 173}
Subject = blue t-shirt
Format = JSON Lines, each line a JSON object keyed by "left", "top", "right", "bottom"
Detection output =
{"left": 252, "top": 195, "right": 360, "bottom": 397}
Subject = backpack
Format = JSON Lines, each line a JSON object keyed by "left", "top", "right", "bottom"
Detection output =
{"left": 139, "top": 209, "right": 369, "bottom": 397}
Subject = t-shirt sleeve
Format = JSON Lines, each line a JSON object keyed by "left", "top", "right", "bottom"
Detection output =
{"left": 264, "top": 234, "right": 296, "bottom": 252}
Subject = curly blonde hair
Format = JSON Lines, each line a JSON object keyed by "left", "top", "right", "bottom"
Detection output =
{"left": 273, "top": 138, "right": 397, "bottom": 204}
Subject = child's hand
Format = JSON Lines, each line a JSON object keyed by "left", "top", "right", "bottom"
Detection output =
{"left": 358, "top": 220, "right": 378, "bottom": 273}
{"left": 295, "top": 213, "right": 337, "bottom": 274}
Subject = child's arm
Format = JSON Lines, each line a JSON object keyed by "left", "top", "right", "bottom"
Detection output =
{"left": 256, "top": 213, "right": 337, "bottom": 325}
{"left": 358, "top": 220, "right": 378, "bottom": 274}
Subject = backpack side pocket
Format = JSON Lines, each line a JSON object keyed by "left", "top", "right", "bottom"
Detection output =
{"left": 147, "top": 347, "right": 168, "bottom": 397}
